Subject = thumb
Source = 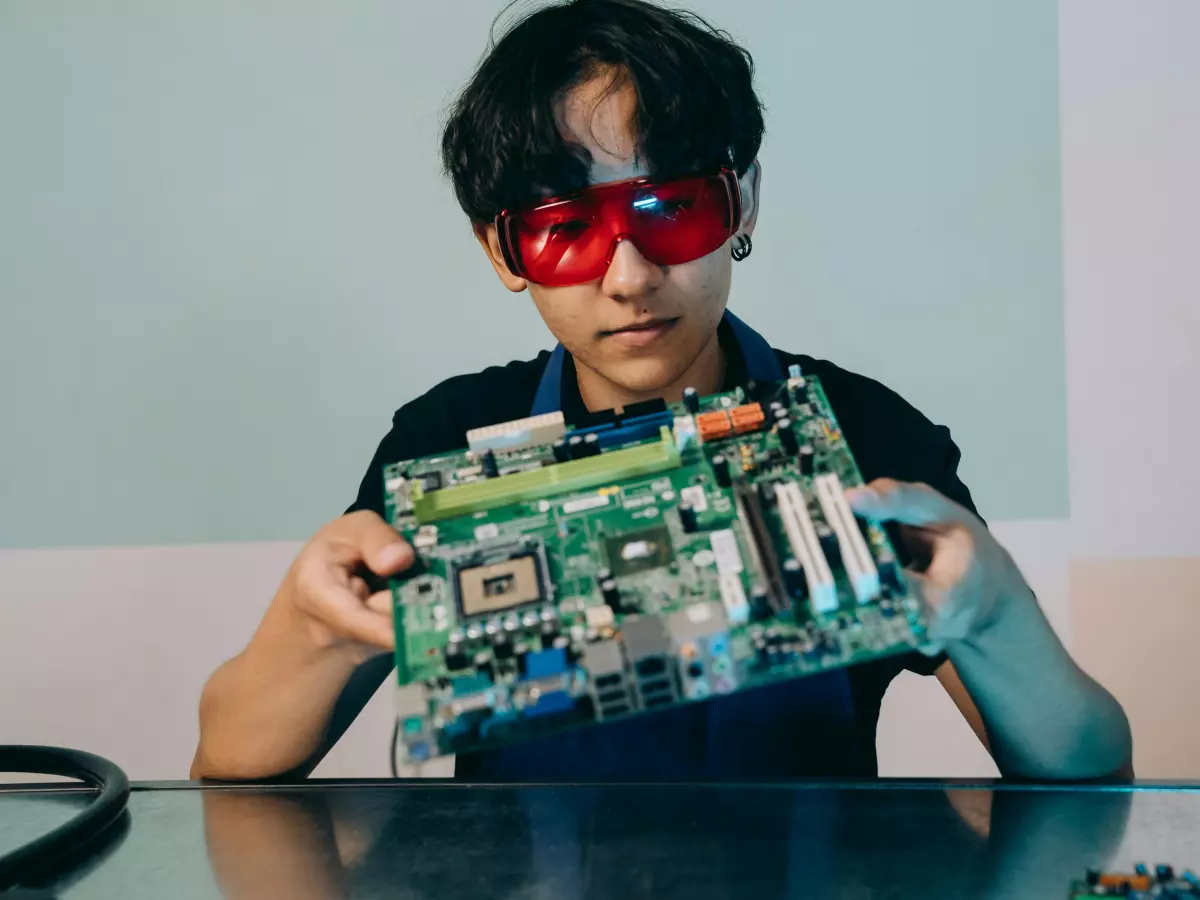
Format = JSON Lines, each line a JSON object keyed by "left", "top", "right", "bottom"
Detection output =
{"left": 845, "top": 478, "right": 971, "bottom": 529}
{"left": 339, "top": 510, "right": 413, "bottom": 576}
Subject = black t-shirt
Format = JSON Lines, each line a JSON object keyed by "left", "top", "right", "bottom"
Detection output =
{"left": 306, "top": 322, "right": 980, "bottom": 780}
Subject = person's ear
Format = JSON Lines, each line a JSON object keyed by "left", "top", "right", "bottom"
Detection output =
{"left": 736, "top": 159, "right": 762, "bottom": 239}
{"left": 473, "top": 224, "right": 528, "bottom": 293}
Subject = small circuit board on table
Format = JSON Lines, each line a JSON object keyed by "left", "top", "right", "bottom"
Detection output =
{"left": 1071, "top": 864, "right": 1200, "bottom": 898}
{"left": 384, "top": 369, "right": 931, "bottom": 764}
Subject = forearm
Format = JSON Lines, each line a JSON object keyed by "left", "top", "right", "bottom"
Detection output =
{"left": 192, "top": 605, "right": 366, "bottom": 781}
{"left": 945, "top": 590, "right": 1132, "bottom": 780}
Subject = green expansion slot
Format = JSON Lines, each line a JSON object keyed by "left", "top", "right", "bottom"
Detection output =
{"left": 384, "top": 373, "right": 931, "bottom": 764}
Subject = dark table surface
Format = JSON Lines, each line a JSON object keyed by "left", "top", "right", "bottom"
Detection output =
{"left": 3, "top": 779, "right": 1199, "bottom": 899}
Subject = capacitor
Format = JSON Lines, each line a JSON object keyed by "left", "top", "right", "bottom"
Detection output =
{"left": 683, "top": 386, "right": 700, "bottom": 414}
{"left": 778, "top": 419, "right": 799, "bottom": 456}
{"left": 679, "top": 502, "right": 698, "bottom": 533}
{"left": 791, "top": 378, "right": 808, "bottom": 404}
{"left": 583, "top": 432, "right": 601, "bottom": 457}
{"left": 481, "top": 449, "right": 499, "bottom": 479}
{"left": 782, "top": 557, "right": 808, "bottom": 600}
{"left": 444, "top": 646, "right": 470, "bottom": 671}
{"left": 799, "top": 445, "right": 815, "bottom": 475}
{"left": 568, "top": 435, "right": 586, "bottom": 459}
{"left": 491, "top": 632, "right": 514, "bottom": 659}
{"left": 539, "top": 619, "right": 559, "bottom": 648}
{"left": 712, "top": 454, "right": 731, "bottom": 488}
{"left": 600, "top": 578, "right": 621, "bottom": 611}
{"left": 750, "top": 586, "right": 773, "bottom": 621}
{"left": 817, "top": 523, "right": 841, "bottom": 566}
{"left": 552, "top": 439, "right": 571, "bottom": 463}
{"left": 473, "top": 652, "right": 494, "bottom": 680}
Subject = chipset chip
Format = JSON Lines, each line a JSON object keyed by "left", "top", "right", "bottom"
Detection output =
{"left": 605, "top": 526, "right": 675, "bottom": 577}
{"left": 457, "top": 554, "right": 543, "bottom": 617}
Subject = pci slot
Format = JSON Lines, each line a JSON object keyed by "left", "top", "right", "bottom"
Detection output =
{"left": 775, "top": 481, "right": 838, "bottom": 613}
{"left": 733, "top": 483, "right": 785, "bottom": 611}
{"left": 410, "top": 427, "right": 679, "bottom": 522}
{"left": 814, "top": 474, "right": 880, "bottom": 603}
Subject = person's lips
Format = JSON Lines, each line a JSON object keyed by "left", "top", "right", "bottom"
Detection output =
{"left": 602, "top": 317, "right": 679, "bottom": 347}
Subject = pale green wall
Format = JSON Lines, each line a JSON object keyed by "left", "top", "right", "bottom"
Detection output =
{"left": 0, "top": 0, "right": 1065, "bottom": 548}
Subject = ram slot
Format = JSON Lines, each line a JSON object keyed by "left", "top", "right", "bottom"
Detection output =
{"left": 814, "top": 474, "right": 880, "bottom": 604}
{"left": 733, "top": 483, "right": 785, "bottom": 611}
{"left": 411, "top": 427, "right": 679, "bottom": 523}
{"left": 775, "top": 482, "right": 838, "bottom": 613}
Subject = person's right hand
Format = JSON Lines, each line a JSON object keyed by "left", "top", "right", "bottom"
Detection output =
{"left": 271, "top": 510, "right": 414, "bottom": 656}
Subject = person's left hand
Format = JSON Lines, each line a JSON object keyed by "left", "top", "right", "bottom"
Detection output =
{"left": 846, "top": 478, "right": 1035, "bottom": 651}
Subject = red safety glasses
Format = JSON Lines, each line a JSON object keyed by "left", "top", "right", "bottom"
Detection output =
{"left": 495, "top": 169, "right": 742, "bottom": 287}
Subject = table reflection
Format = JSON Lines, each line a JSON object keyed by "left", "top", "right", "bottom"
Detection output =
{"left": 201, "top": 783, "right": 1132, "bottom": 900}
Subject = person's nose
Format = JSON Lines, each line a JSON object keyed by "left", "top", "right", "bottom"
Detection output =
{"left": 600, "top": 237, "right": 665, "bottom": 301}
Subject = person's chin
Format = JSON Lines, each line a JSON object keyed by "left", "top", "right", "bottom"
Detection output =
{"left": 596, "top": 354, "right": 687, "bottom": 398}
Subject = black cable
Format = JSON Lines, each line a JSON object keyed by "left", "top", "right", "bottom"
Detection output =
{"left": 390, "top": 718, "right": 400, "bottom": 779}
{"left": 0, "top": 746, "right": 130, "bottom": 894}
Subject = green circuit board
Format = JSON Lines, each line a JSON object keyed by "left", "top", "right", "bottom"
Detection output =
{"left": 385, "top": 371, "right": 930, "bottom": 763}
{"left": 1069, "top": 864, "right": 1200, "bottom": 897}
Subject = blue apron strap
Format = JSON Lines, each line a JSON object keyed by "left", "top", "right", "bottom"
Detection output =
{"left": 530, "top": 344, "right": 567, "bottom": 417}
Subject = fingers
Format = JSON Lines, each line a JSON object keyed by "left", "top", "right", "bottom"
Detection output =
{"left": 333, "top": 511, "right": 413, "bottom": 576}
{"left": 285, "top": 512, "right": 409, "bottom": 652}
{"left": 301, "top": 564, "right": 395, "bottom": 650}
{"left": 365, "top": 589, "right": 394, "bottom": 616}
{"left": 325, "top": 593, "right": 394, "bottom": 650}
{"left": 845, "top": 478, "right": 974, "bottom": 529}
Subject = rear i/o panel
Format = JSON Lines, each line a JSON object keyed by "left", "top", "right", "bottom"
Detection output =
{"left": 384, "top": 371, "right": 930, "bottom": 763}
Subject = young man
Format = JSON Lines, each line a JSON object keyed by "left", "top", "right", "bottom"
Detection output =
{"left": 192, "top": 0, "right": 1130, "bottom": 782}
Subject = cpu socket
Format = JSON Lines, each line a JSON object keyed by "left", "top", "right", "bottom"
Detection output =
{"left": 450, "top": 539, "right": 551, "bottom": 619}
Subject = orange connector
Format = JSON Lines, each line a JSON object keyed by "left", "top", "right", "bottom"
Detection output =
{"left": 696, "top": 410, "right": 733, "bottom": 442}
{"left": 730, "top": 403, "right": 766, "bottom": 434}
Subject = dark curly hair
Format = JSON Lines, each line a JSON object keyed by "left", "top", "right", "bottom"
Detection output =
{"left": 440, "top": 0, "right": 765, "bottom": 223}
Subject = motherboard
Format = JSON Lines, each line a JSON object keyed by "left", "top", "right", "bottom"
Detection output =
{"left": 1070, "top": 864, "right": 1200, "bottom": 898}
{"left": 384, "top": 368, "right": 931, "bottom": 764}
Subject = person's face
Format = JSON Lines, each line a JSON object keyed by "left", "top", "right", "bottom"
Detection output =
{"left": 478, "top": 72, "right": 761, "bottom": 396}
